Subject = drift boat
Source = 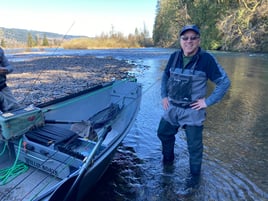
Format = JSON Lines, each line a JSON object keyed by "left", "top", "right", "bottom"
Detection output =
{"left": 0, "top": 79, "right": 141, "bottom": 201}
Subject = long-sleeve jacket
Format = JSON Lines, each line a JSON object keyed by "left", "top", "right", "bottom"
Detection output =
{"left": 161, "top": 48, "right": 230, "bottom": 107}
{"left": 0, "top": 48, "right": 13, "bottom": 89}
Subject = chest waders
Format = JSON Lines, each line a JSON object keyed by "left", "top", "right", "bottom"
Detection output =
{"left": 157, "top": 52, "right": 203, "bottom": 184}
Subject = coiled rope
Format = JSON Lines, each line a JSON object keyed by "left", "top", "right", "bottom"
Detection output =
{"left": 0, "top": 138, "right": 28, "bottom": 185}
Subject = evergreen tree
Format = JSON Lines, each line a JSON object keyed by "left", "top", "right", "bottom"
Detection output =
{"left": 42, "top": 34, "right": 49, "bottom": 46}
{"left": 34, "top": 35, "right": 39, "bottom": 46}
{"left": 27, "top": 33, "right": 34, "bottom": 48}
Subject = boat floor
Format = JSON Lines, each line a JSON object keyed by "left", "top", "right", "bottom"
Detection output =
{"left": 1, "top": 162, "right": 60, "bottom": 201}
{"left": 0, "top": 127, "right": 120, "bottom": 201}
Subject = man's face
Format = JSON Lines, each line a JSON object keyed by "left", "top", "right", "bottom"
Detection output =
{"left": 180, "top": 30, "right": 200, "bottom": 56}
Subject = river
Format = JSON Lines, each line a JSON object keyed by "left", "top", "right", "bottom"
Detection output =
{"left": 7, "top": 48, "right": 268, "bottom": 201}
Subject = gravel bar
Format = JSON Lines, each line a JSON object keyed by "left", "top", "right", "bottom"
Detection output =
{"left": 8, "top": 55, "right": 136, "bottom": 106}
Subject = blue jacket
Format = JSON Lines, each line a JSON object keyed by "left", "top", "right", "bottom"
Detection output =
{"left": 0, "top": 48, "right": 13, "bottom": 89}
{"left": 161, "top": 48, "right": 230, "bottom": 107}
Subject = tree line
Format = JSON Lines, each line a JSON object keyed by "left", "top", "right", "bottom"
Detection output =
{"left": 26, "top": 33, "right": 50, "bottom": 47}
{"left": 62, "top": 25, "right": 153, "bottom": 49}
{"left": 153, "top": 0, "right": 268, "bottom": 52}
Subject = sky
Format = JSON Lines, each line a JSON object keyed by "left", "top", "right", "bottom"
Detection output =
{"left": 1, "top": 0, "right": 157, "bottom": 37}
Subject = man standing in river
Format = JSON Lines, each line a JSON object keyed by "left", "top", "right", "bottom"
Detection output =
{"left": 157, "top": 25, "right": 230, "bottom": 190}
{"left": 0, "top": 47, "right": 20, "bottom": 112}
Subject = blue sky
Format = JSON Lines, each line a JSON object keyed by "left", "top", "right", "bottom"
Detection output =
{"left": 1, "top": 0, "right": 157, "bottom": 37}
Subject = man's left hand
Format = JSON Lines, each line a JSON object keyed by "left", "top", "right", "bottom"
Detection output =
{"left": 190, "top": 98, "right": 207, "bottom": 110}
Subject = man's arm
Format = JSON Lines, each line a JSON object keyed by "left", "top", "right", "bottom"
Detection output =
{"left": 205, "top": 55, "right": 231, "bottom": 107}
{"left": 0, "top": 49, "right": 13, "bottom": 74}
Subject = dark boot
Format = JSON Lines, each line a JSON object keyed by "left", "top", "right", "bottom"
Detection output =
{"left": 185, "top": 173, "right": 201, "bottom": 191}
{"left": 157, "top": 118, "right": 178, "bottom": 165}
{"left": 179, "top": 173, "right": 201, "bottom": 196}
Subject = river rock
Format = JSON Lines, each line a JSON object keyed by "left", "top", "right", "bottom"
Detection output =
{"left": 8, "top": 55, "right": 136, "bottom": 105}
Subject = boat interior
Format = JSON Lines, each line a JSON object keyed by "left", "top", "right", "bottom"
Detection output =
{"left": 0, "top": 104, "right": 114, "bottom": 200}
{"left": 0, "top": 80, "right": 141, "bottom": 201}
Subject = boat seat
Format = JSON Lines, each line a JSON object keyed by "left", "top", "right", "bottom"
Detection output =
{"left": 25, "top": 125, "right": 78, "bottom": 146}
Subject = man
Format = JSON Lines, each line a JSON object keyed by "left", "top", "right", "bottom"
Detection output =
{"left": 0, "top": 47, "right": 20, "bottom": 112}
{"left": 157, "top": 25, "right": 230, "bottom": 188}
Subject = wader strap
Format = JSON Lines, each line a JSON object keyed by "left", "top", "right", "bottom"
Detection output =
{"left": 171, "top": 51, "right": 180, "bottom": 70}
{"left": 190, "top": 57, "right": 198, "bottom": 74}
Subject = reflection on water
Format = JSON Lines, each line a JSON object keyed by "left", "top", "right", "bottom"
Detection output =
{"left": 205, "top": 53, "right": 268, "bottom": 194}
{"left": 8, "top": 48, "right": 268, "bottom": 200}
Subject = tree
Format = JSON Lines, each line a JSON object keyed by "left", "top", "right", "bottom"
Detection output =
{"left": 153, "top": 0, "right": 181, "bottom": 47}
{"left": 34, "top": 35, "right": 39, "bottom": 46}
{"left": 1, "top": 39, "right": 6, "bottom": 47}
{"left": 27, "top": 33, "right": 34, "bottom": 48}
{"left": 217, "top": 0, "right": 268, "bottom": 51}
{"left": 42, "top": 34, "right": 49, "bottom": 46}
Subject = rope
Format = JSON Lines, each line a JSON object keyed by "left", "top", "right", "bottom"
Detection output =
{"left": 0, "top": 138, "right": 28, "bottom": 185}
{"left": 0, "top": 141, "right": 7, "bottom": 156}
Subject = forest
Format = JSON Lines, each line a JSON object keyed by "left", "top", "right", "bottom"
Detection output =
{"left": 153, "top": 0, "right": 268, "bottom": 52}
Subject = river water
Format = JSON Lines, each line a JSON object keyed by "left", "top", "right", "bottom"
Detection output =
{"left": 7, "top": 48, "right": 268, "bottom": 201}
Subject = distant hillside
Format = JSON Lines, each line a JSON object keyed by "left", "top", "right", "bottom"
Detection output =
{"left": 0, "top": 27, "right": 85, "bottom": 48}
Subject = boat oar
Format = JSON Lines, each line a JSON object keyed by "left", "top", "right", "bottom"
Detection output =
{"left": 48, "top": 125, "right": 112, "bottom": 201}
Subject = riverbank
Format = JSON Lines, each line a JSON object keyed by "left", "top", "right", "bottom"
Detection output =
{"left": 8, "top": 55, "right": 136, "bottom": 106}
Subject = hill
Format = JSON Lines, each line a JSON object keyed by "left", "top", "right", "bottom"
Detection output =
{"left": 0, "top": 27, "right": 85, "bottom": 48}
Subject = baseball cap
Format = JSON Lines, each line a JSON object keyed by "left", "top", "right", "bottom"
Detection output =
{"left": 180, "top": 25, "right": 200, "bottom": 36}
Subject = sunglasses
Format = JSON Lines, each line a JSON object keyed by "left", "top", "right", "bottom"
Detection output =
{"left": 180, "top": 36, "right": 200, "bottom": 41}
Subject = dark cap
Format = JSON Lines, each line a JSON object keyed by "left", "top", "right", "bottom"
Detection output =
{"left": 180, "top": 25, "right": 200, "bottom": 36}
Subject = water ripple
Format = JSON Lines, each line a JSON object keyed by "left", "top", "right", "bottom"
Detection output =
{"left": 200, "top": 159, "right": 268, "bottom": 201}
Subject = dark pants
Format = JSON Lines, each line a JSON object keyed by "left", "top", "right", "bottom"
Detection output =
{"left": 157, "top": 118, "right": 203, "bottom": 175}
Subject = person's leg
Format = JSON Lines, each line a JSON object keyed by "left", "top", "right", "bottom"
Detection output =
{"left": 185, "top": 125, "right": 203, "bottom": 175}
{"left": 184, "top": 125, "right": 203, "bottom": 190}
{"left": 157, "top": 118, "right": 178, "bottom": 164}
{"left": 0, "top": 87, "right": 20, "bottom": 112}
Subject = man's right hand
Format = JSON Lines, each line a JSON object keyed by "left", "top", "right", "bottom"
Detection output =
{"left": 162, "top": 97, "right": 169, "bottom": 110}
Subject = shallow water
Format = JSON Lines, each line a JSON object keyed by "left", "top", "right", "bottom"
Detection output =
{"left": 7, "top": 48, "right": 268, "bottom": 201}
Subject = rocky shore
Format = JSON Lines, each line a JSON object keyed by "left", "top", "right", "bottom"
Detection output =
{"left": 8, "top": 55, "right": 136, "bottom": 106}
